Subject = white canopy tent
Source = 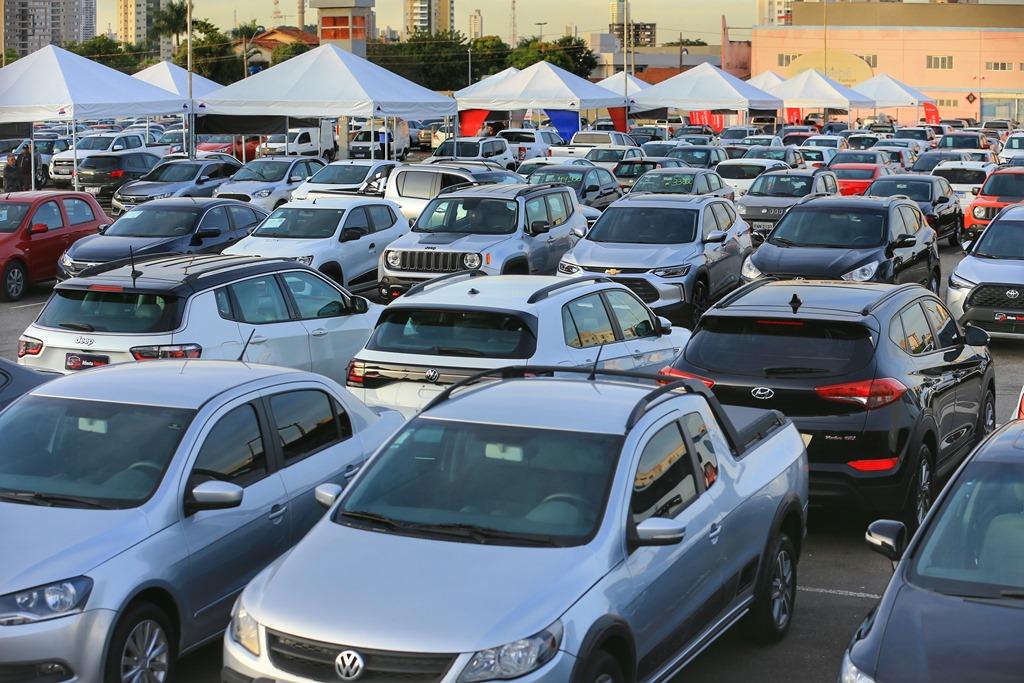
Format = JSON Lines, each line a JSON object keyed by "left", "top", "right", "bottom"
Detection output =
{"left": 454, "top": 67, "right": 520, "bottom": 99}
{"left": 747, "top": 71, "right": 785, "bottom": 91}
{"left": 456, "top": 60, "right": 627, "bottom": 111}
{"left": 852, "top": 73, "right": 934, "bottom": 108}
{"left": 630, "top": 62, "right": 783, "bottom": 113}
{"left": 133, "top": 60, "right": 222, "bottom": 98}
{"left": 597, "top": 70, "right": 650, "bottom": 97}
{"left": 766, "top": 69, "right": 875, "bottom": 110}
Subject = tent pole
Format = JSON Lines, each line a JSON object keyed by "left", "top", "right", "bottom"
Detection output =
{"left": 72, "top": 115, "right": 79, "bottom": 192}
{"left": 29, "top": 126, "right": 35, "bottom": 191}
{"left": 370, "top": 117, "right": 376, "bottom": 161}
{"left": 285, "top": 116, "right": 290, "bottom": 156}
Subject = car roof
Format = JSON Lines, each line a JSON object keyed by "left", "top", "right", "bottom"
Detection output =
{"left": 880, "top": 173, "right": 934, "bottom": 182}
{"left": 788, "top": 195, "right": 901, "bottom": 209}
{"left": 396, "top": 274, "right": 621, "bottom": 311}
{"left": 999, "top": 205, "right": 1024, "bottom": 219}
{"left": 720, "top": 158, "right": 784, "bottom": 166}
{"left": 713, "top": 279, "right": 916, "bottom": 319}
{"left": 133, "top": 197, "right": 246, "bottom": 209}
{"left": 761, "top": 168, "right": 820, "bottom": 177}
{"left": 992, "top": 167, "right": 1024, "bottom": 175}
{"left": 615, "top": 193, "right": 714, "bottom": 206}
{"left": 967, "top": 421, "right": 1024, "bottom": 463}
{"left": 0, "top": 190, "right": 96, "bottom": 203}
{"left": 282, "top": 197, "right": 381, "bottom": 209}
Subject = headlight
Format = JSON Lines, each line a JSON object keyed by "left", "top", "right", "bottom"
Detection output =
{"left": 463, "top": 253, "right": 482, "bottom": 269}
{"left": 60, "top": 251, "right": 73, "bottom": 268}
{"left": 741, "top": 255, "right": 762, "bottom": 280}
{"left": 253, "top": 189, "right": 273, "bottom": 198}
{"left": 292, "top": 255, "right": 314, "bottom": 265}
{"left": 230, "top": 600, "right": 261, "bottom": 656}
{"left": 972, "top": 206, "right": 987, "bottom": 219}
{"left": 458, "top": 621, "right": 562, "bottom": 682}
{"left": 653, "top": 264, "right": 691, "bottom": 278}
{"left": 0, "top": 577, "right": 92, "bottom": 625}
{"left": 948, "top": 272, "right": 976, "bottom": 290}
{"left": 557, "top": 259, "right": 580, "bottom": 275}
{"left": 386, "top": 250, "right": 402, "bottom": 268}
{"left": 839, "top": 652, "right": 876, "bottom": 683}
{"left": 841, "top": 261, "right": 880, "bottom": 282}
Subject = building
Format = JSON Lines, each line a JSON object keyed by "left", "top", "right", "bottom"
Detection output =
{"left": 233, "top": 25, "right": 320, "bottom": 64}
{"left": 757, "top": 0, "right": 794, "bottom": 26}
{"left": 610, "top": 21, "right": 656, "bottom": 48}
{"left": 3, "top": 0, "right": 69, "bottom": 56}
{"left": 403, "top": 0, "right": 454, "bottom": 36}
{"left": 74, "top": 0, "right": 96, "bottom": 42}
{"left": 585, "top": 31, "right": 722, "bottom": 80}
{"left": 310, "top": 0, "right": 372, "bottom": 57}
{"left": 609, "top": 0, "right": 623, "bottom": 25}
{"left": 116, "top": 0, "right": 171, "bottom": 56}
{"left": 751, "top": 2, "right": 1024, "bottom": 121}
{"left": 468, "top": 8, "right": 482, "bottom": 39}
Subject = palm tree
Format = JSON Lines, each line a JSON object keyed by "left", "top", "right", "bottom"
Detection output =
{"left": 230, "top": 20, "right": 265, "bottom": 41}
{"left": 150, "top": 1, "right": 188, "bottom": 53}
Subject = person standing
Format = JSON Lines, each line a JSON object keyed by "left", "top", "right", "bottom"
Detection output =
{"left": 16, "top": 144, "right": 33, "bottom": 190}
{"left": 3, "top": 154, "right": 21, "bottom": 192}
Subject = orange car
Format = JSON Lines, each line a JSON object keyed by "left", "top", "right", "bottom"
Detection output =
{"left": 196, "top": 134, "right": 263, "bottom": 162}
{"left": 965, "top": 167, "right": 1024, "bottom": 234}
{"left": 831, "top": 163, "right": 892, "bottom": 196}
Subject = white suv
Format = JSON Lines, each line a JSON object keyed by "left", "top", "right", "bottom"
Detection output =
{"left": 427, "top": 136, "right": 518, "bottom": 170}
{"left": 346, "top": 272, "right": 690, "bottom": 416}
{"left": 49, "top": 132, "right": 147, "bottom": 186}
{"left": 214, "top": 156, "right": 325, "bottom": 211}
{"left": 224, "top": 197, "right": 409, "bottom": 293}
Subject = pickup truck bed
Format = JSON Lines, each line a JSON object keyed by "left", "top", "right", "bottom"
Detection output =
{"left": 721, "top": 404, "right": 787, "bottom": 457}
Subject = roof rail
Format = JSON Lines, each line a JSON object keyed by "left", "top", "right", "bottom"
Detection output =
{"left": 715, "top": 276, "right": 779, "bottom": 309}
{"left": 403, "top": 270, "right": 487, "bottom": 297}
{"left": 514, "top": 182, "right": 563, "bottom": 197}
{"left": 437, "top": 180, "right": 500, "bottom": 195}
{"left": 860, "top": 284, "right": 920, "bottom": 315}
{"left": 75, "top": 252, "right": 181, "bottom": 279}
{"left": 525, "top": 275, "right": 612, "bottom": 304}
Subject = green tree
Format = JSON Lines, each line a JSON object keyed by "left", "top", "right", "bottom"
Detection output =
{"left": 552, "top": 35, "right": 598, "bottom": 78}
{"left": 468, "top": 35, "right": 511, "bottom": 82}
{"left": 230, "top": 20, "right": 265, "bottom": 41}
{"left": 150, "top": 0, "right": 188, "bottom": 53}
{"left": 368, "top": 30, "right": 470, "bottom": 91}
{"left": 663, "top": 38, "right": 707, "bottom": 46}
{"left": 508, "top": 38, "right": 573, "bottom": 73}
{"left": 66, "top": 35, "right": 144, "bottom": 73}
{"left": 173, "top": 25, "right": 241, "bottom": 85}
{"left": 2, "top": 48, "right": 18, "bottom": 66}
{"left": 271, "top": 41, "right": 312, "bottom": 65}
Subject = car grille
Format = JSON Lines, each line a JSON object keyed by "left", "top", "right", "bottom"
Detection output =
{"left": 968, "top": 284, "right": 1024, "bottom": 311}
{"left": 266, "top": 630, "right": 456, "bottom": 682}
{"left": 51, "top": 159, "right": 75, "bottom": 175}
{"left": 66, "top": 259, "right": 103, "bottom": 276}
{"left": 389, "top": 250, "right": 462, "bottom": 273}
{"left": 217, "top": 193, "right": 251, "bottom": 202}
{"left": 617, "top": 277, "right": 660, "bottom": 303}
{"left": 579, "top": 265, "right": 649, "bottom": 274}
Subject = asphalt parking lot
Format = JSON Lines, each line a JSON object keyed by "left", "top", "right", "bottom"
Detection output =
{"left": 2, "top": 247, "right": 1022, "bottom": 683}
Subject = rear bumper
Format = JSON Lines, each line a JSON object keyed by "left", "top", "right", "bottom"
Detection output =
{"left": 809, "top": 463, "right": 914, "bottom": 512}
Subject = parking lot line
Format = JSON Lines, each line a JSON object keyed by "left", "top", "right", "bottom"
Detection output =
{"left": 798, "top": 586, "right": 882, "bottom": 600}
{"left": 10, "top": 301, "right": 44, "bottom": 309}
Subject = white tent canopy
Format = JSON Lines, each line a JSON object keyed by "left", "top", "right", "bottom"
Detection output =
{"left": 852, "top": 73, "right": 934, "bottom": 108}
{"left": 631, "top": 62, "right": 783, "bottom": 112}
{"left": 747, "top": 71, "right": 784, "bottom": 91}
{"left": 199, "top": 43, "right": 456, "bottom": 119}
{"left": 767, "top": 69, "right": 875, "bottom": 109}
{"left": 456, "top": 60, "right": 627, "bottom": 111}
{"left": 133, "top": 60, "right": 222, "bottom": 98}
{"left": 0, "top": 45, "right": 187, "bottom": 123}
{"left": 597, "top": 70, "right": 650, "bottom": 97}
{"left": 454, "top": 67, "right": 520, "bottom": 99}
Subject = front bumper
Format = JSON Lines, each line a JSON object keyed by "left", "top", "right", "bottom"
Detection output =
{"left": 379, "top": 267, "right": 500, "bottom": 298}
{"left": 557, "top": 269, "right": 689, "bottom": 310}
{"left": 0, "top": 609, "right": 117, "bottom": 683}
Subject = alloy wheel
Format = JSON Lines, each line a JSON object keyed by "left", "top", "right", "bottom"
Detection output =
{"left": 929, "top": 272, "right": 940, "bottom": 294}
{"left": 915, "top": 457, "right": 933, "bottom": 525}
{"left": 120, "top": 619, "right": 169, "bottom": 683}
{"left": 983, "top": 397, "right": 996, "bottom": 435}
{"left": 594, "top": 676, "right": 615, "bottom": 683}
{"left": 5, "top": 266, "right": 24, "bottom": 300}
{"left": 770, "top": 548, "right": 794, "bottom": 629}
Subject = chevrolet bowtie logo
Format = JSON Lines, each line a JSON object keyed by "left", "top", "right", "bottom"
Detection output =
{"left": 605, "top": 268, "right": 622, "bottom": 275}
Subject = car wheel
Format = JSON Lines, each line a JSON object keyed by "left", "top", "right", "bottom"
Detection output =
{"left": 903, "top": 444, "right": 935, "bottom": 530}
{"left": 104, "top": 602, "right": 175, "bottom": 683}
{"left": 1, "top": 261, "right": 27, "bottom": 302}
{"left": 976, "top": 388, "right": 996, "bottom": 445}
{"left": 947, "top": 217, "right": 964, "bottom": 248}
{"left": 927, "top": 270, "right": 941, "bottom": 295}
{"left": 581, "top": 650, "right": 625, "bottom": 683}
{"left": 743, "top": 533, "right": 797, "bottom": 643}
{"left": 689, "top": 280, "right": 709, "bottom": 328}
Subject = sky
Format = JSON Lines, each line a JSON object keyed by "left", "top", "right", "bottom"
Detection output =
{"left": 96, "top": 0, "right": 755, "bottom": 46}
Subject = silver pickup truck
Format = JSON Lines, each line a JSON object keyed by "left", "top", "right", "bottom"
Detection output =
{"left": 222, "top": 366, "right": 809, "bottom": 683}
{"left": 550, "top": 130, "right": 638, "bottom": 157}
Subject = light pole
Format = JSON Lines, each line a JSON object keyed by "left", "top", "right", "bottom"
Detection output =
{"left": 467, "top": 45, "right": 472, "bottom": 86}
{"left": 187, "top": 0, "right": 194, "bottom": 159}
{"left": 535, "top": 22, "right": 547, "bottom": 41}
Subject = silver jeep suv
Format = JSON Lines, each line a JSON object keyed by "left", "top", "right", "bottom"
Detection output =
{"left": 378, "top": 183, "right": 588, "bottom": 297}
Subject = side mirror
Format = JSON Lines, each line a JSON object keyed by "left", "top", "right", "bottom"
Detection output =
{"left": 97, "top": 223, "right": 110, "bottom": 234}
{"left": 195, "top": 227, "right": 221, "bottom": 240}
{"left": 865, "top": 519, "right": 907, "bottom": 562}
{"left": 585, "top": 184, "right": 600, "bottom": 194}
{"left": 964, "top": 323, "right": 990, "bottom": 347}
{"left": 340, "top": 228, "right": 363, "bottom": 242}
{"left": 29, "top": 223, "right": 48, "bottom": 235}
{"left": 530, "top": 220, "right": 551, "bottom": 235}
{"left": 960, "top": 238, "right": 973, "bottom": 253}
{"left": 934, "top": 195, "right": 949, "bottom": 204}
{"left": 572, "top": 226, "right": 586, "bottom": 238}
{"left": 657, "top": 316, "right": 673, "bottom": 336}
{"left": 196, "top": 175, "right": 211, "bottom": 185}
{"left": 315, "top": 483, "right": 343, "bottom": 509}
{"left": 704, "top": 230, "right": 727, "bottom": 244}
{"left": 635, "top": 517, "right": 686, "bottom": 547}
{"left": 186, "top": 480, "right": 243, "bottom": 515}
{"left": 971, "top": 187, "right": 980, "bottom": 195}
{"left": 112, "top": 144, "right": 124, "bottom": 151}
{"left": 351, "top": 296, "right": 370, "bottom": 314}
{"left": 893, "top": 234, "right": 917, "bottom": 249}
{"left": 751, "top": 231, "right": 766, "bottom": 247}
{"left": 289, "top": 175, "right": 303, "bottom": 183}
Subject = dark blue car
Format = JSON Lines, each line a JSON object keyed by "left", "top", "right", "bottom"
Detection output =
{"left": 57, "top": 198, "right": 268, "bottom": 279}
{"left": 0, "top": 359, "right": 53, "bottom": 411}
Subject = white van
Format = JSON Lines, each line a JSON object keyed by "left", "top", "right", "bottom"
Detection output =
{"left": 349, "top": 119, "right": 410, "bottom": 160}
{"left": 260, "top": 119, "right": 338, "bottom": 159}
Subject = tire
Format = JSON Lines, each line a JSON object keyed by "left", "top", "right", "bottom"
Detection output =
{"left": 947, "top": 216, "right": 964, "bottom": 248}
{"left": 1, "top": 261, "right": 27, "bottom": 302}
{"left": 320, "top": 265, "right": 345, "bottom": 287}
{"left": 103, "top": 602, "right": 176, "bottom": 683}
{"left": 902, "top": 443, "right": 935, "bottom": 531}
{"left": 689, "top": 280, "right": 709, "bottom": 329}
{"left": 580, "top": 650, "right": 625, "bottom": 683}
{"left": 927, "top": 270, "right": 941, "bottom": 295}
{"left": 743, "top": 533, "right": 797, "bottom": 643}
{"left": 976, "top": 388, "right": 996, "bottom": 445}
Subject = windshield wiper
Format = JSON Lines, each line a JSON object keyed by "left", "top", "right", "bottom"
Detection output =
{"left": 404, "top": 522, "right": 559, "bottom": 546}
{"left": 764, "top": 366, "right": 829, "bottom": 376}
{"left": 770, "top": 237, "right": 796, "bottom": 246}
{"left": 58, "top": 322, "right": 95, "bottom": 332}
{"left": 0, "top": 490, "right": 113, "bottom": 509}
{"left": 339, "top": 509, "right": 402, "bottom": 529}
{"left": 432, "top": 346, "right": 484, "bottom": 357}
{"left": 1000, "top": 590, "right": 1024, "bottom": 600}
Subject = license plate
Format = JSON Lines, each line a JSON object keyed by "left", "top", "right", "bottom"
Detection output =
{"left": 753, "top": 221, "right": 774, "bottom": 230}
{"left": 65, "top": 353, "right": 110, "bottom": 371}
{"left": 85, "top": 186, "right": 100, "bottom": 194}
{"left": 995, "top": 312, "right": 1024, "bottom": 323}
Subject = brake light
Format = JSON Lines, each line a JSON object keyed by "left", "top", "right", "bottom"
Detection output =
{"left": 756, "top": 319, "right": 805, "bottom": 326}
{"left": 109, "top": 170, "right": 125, "bottom": 178}
{"left": 1017, "top": 390, "right": 1024, "bottom": 420}
{"left": 815, "top": 378, "right": 907, "bottom": 410}
{"left": 847, "top": 458, "right": 900, "bottom": 472}
{"left": 347, "top": 360, "right": 365, "bottom": 386}
{"left": 130, "top": 344, "right": 202, "bottom": 361}
{"left": 89, "top": 284, "right": 124, "bottom": 292}
{"left": 17, "top": 336, "right": 42, "bottom": 357}
{"left": 546, "top": 149, "right": 553, "bottom": 157}
{"left": 658, "top": 366, "right": 715, "bottom": 388}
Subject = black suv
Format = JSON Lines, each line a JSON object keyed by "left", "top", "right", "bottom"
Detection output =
{"left": 661, "top": 280, "right": 995, "bottom": 527}
{"left": 77, "top": 152, "right": 162, "bottom": 209}
{"left": 865, "top": 174, "right": 964, "bottom": 247}
{"left": 743, "top": 196, "right": 941, "bottom": 292}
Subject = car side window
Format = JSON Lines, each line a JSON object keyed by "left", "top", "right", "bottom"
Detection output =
{"left": 198, "top": 207, "right": 230, "bottom": 231}
{"left": 701, "top": 206, "right": 718, "bottom": 239}
{"left": 62, "top": 198, "right": 96, "bottom": 225}
{"left": 269, "top": 389, "right": 350, "bottom": 465}
{"left": 898, "top": 206, "right": 921, "bottom": 235}
{"left": 214, "top": 288, "right": 234, "bottom": 320}
{"left": 894, "top": 303, "right": 936, "bottom": 355}
{"left": 605, "top": 290, "right": 656, "bottom": 340}
{"left": 632, "top": 421, "right": 697, "bottom": 524}
{"left": 32, "top": 201, "right": 64, "bottom": 230}
{"left": 191, "top": 403, "right": 267, "bottom": 488}
{"left": 695, "top": 175, "right": 710, "bottom": 194}
{"left": 563, "top": 293, "right": 617, "bottom": 349}
{"left": 890, "top": 209, "right": 910, "bottom": 239}
{"left": 228, "top": 275, "right": 292, "bottom": 324}
{"left": 366, "top": 204, "right": 397, "bottom": 231}
{"left": 298, "top": 132, "right": 311, "bottom": 144}
{"left": 583, "top": 171, "right": 598, "bottom": 190}
{"left": 546, "top": 192, "right": 569, "bottom": 226}
{"left": 711, "top": 203, "right": 732, "bottom": 229}
{"left": 228, "top": 205, "right": 260, "bottom": 231}
{"left": 708, "top": 173, "right": 723, "bottom": 191}
{"left": 525, "top": 196, "right": 548, "bottom": 227}
{"left": 281, "top": 272, "right": 348, "bottom": 319}
{"left": 598, "top": 169, "right": 616, "bottom": 186}
{"left": 343, "top": 207, "right": 372, "bottom": 235}
{"left": 397, "top": 171, "right": 437, "bottom": 199}
{"left": 439, "top": 173, "right": 465, "bottom": 190}
{"left": 922, "top": 299, "right": 960, "bottom": 349}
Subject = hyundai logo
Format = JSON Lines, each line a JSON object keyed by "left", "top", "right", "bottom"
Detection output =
{"left": 751, "top": 387, "right": 775, "bottom": 400}
{"left": 1007, "top": 289, "right": 1020, "bottom": 299}
{"left": 335, "top": 650, "right": 365, "bottom": 681}
{"left": 425, "top": 368, "right": 440, "bottom": 383}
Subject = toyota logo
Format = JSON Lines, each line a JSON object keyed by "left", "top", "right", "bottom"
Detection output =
{"left": 424, "top": 368, "right": 440, "bottom": 383}
{"left": 751, "top": 387, "right": 775, "bottom": 400}
{"left": 1007, "top": 289, "right": 1020, "bottom": 299}
{"left": 335, "top": 650, "right": 365, "bottom": 681}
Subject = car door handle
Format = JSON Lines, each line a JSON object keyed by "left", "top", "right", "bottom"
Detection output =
{"left": 311, "top": 328, "right": 328, "bottom": 337}
{"left": 368, "top": 243, "right": 376, "bottom": 250}
{"left": 708, "top": 523, "right": 722, "bottom": 544}
{"left": 268, "top": 504, "right": 287, "bottom": 523}
{"left": 248, "top": 335, "right": 268, "bottom": 344}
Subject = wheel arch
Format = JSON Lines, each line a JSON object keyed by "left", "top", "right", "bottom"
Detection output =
{"left": 570, "top": 616, "right": 638, "bottom": 683}
{"left": 318, "top": 261, "right": 345, "bottom": 285}
{"left": 103, "top": 582, "right": 184, "bottom": 669}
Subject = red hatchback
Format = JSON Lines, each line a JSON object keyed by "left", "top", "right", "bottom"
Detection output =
{"left": 832, "top": 163, "right": 891, "bottom": 196}
{"left": 0, "top": 191, "right": 110, "bottom": 301}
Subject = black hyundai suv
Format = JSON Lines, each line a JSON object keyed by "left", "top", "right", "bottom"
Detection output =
{"left": 661, "top": 280, "right": 995, "bottom": 527}
{"left": 865, "top": 173, "right": 964, "bottom": 247}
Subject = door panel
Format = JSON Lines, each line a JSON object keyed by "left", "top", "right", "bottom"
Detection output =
{"left": 229, "top": 274, "right": 312, "bottom": 372}
{"left": 26, "top": 200, "right": 67, "bottom": 280}
{"left": 604, "top": 290, "right": 676, "bottom": 370}
{"left": 560, "top": 293, "right": 633, "bottom": 369}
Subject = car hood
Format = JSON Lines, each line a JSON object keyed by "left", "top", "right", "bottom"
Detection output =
{"left": 218, "top": 180, "right": 280, "bottom": 195}
{"left": 954, "top": 255, "right": 1024, "bottom": 284}
{"left": 0, "top": 502, "right": 153, "bottom": 594}
{"left": 67, "top": 233, "right": 187, "bottom": 261}
{"left": 225, "top": 236, "right": 325, "bottom": 257}
{"left": 569, "top": 239, "right": 696, "bottom": 269}
{"left": 873, "top": 582, "right": 1024, "bottom": 683}
{"left": 975, "top": 195, "right": 1024, "bottom": 205}
{"left": 118, "top": 180, "right": 188, "bottom": 197}
{"left": 753, "top": 242, "right": 881, "bottom": 278}
{"left": 52, "top": 148, "right": 104, "bottom": 160}
{"left": 388, "top": 231, "right": 513, "bottom": 253}
{"left": 737, "top": 195, "right": 802, "bottom": 212}
{"left": 245, "top": 521, "right": 608, "bottom": 653}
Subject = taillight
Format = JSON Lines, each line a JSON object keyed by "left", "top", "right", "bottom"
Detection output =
{"left": 347, "top": 360, "right": 365, "bottom": 386}
{"left": 109, "top": 170, "right": 125, "bottom": 178}
{"left": 658, "top": 366, "right": 715, "bottom": 388}
{"left": 815, "top": 378, "right": 907, "bottom": 410}
{"left": 17, "top": 336, "right": 43, "bottom": 357}
{"left": 130, "top": 344, "right": 202, "bottom": 361}
{"left": 1017, "top": 390, "right": 1024, "bottom": 420}
{"left": 925, "top": 214, "right": 937, "bottom": 227}
{"left": 847, "top": 458, "right": 900, "bottom": 472}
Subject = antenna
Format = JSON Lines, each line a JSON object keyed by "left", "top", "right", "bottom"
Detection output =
{"left": 236, "top": 329, "right": 256, "bottom": 361}
{"left": 588, "top": 343, "right": 607, "bottom": 381}
{"left": 129, "top": 246, "right": 141, "bottom": 284}
{"left": 789, "top": 293, "right": 802, "bottom": 314}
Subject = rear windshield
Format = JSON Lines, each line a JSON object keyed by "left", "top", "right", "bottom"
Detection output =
{"left": 668, "top": 149, "right": 710, "bottom": 166}
{"left": 932, "top": 168, "right": 988, "bottom": 185}
{"left": 718, "top": 164, "right": 768, "bottom": 180}
{"left": 867, "top": 178, "right": 933, "bottom": 202}
{"left": 847, "top": 136, "right": 877, "bottom": 149}
{"left": 914, "top": 153, "right": 960, "bottom": 173}
{"left": 587, "top": 206, "right": 698, "bottom": 244}
{"left": 685, "top": 316, "right": 874, "bottom": 377}
{"left": 586, "top": 148, "right": 626, "bottom": 162}
{"left": 833, "top": 152, "right": 879, "bottom": 165}
{"left": 366, "top": 308, "right": 536, "bottom": 359}
{"left": 801, "top": 149, "right": 824, "bottom": 161}
{"left": 981, "top": 173, "right": 1024, "bottom": 197}
{"left": 572, "top": 133, "right": 612, "bottom": 145}
{"left": 939, "top": 135, "right": 984, "bottom": 149}
{"left": 805, "top": 138, "right": 837, "bottom": 147}
{"left": 614, "top": 162, "right": 659, "bottom": 178}
{"left": 834, "top": 168, "right": 876, "bottom": 180}
{"left": 81, "top": 156, "right": 120, "bottom": 170}
{"left": 631, "top": 172, "right": 696, "bottom": 194}
{"left": 720, "top": 129, "right": 750, "bottom": 140}
{"left": 642, "top": 143, "right": 677, "bottom": 157}
{"left": 744, "top": 148, "right": 787, "bottom": 162}
{"left": 896, "top": 129, "right": 929, "bottom": 140}
{"left": 435, "top": 141, "right": 482, "bottom": 157}
{"left": 38, "top": 289, "right": 184, "bottom": 333}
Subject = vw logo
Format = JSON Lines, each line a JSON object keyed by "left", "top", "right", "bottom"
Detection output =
{"left": 1007, "top": 290, "right": 1020, "bottom": 299}
{"left": 335, "top": 650, "right": 365, "bottom": 681}
{"left": 751, "top": 387, "right": 775, "bottom": 400}
{"left": 424, "top": 368, "right": 440, "bottom": 383}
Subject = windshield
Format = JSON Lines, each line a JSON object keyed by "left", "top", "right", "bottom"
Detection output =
{"left": 833, "top": 152, "right": 880, "bottom": 165}
{"left": 932, "top": 168, "right": 988, "bottom": 185}
{"left": 748, "top": 175, "right": 810, "bottom": 197}
{"left": 720, "top": 129, "right": 749, "bottom": 140}
{"left": 914, "top": 154, "right": 959, "bottom": 172}
{"left": 631, "top": 172, "right": 696, "bottom": 194}
{"left": 805, "top": 138, "right": 837, "bottom": 147}
{"left": 253, "top": 207, "right": 345, "bottom": 239}
{"left": 366, "top": 308, "right": 536, "bottom": 358}
{"left": 742, "top": 137, "right": 775, "bottom": 146}
{"left": 848, "top": 136, "right": 877, "bottom": 150}
{"left": 142, "top": 162, "right": 201, "bottom": 183}
{"left": 587, "top": 206, "right": 698, "bottom": 244}
{"left": 897, "top": 129, "right": 929, "bottom": 141}
{"left": 910, "top": 460, "right": 1024, "bottom": 597}
{"left": 867, "top": 178, "right": 933, "bottom": 202}
{"left": 105, "top": 207, "right": 201, "bottom": 237}
{"left": 0, "top": 396, "right": 193, "bottom": 508}
{"left": 834, "top": 167, "right": 876, "bottom": 180}
{"left": 335, "top": 417, "right": 623, "bottom": 546}
{"left": 771, "top": 207, "right": 885, "bottom": 248}
{"left": 614, "top": 162, "right": 660, "bottom": 178}
{"left": 416, "top": 197, "right": 517, "bottom": 235}
{"left": 435, "top": 140, "right": 483, "bottom": 157}
{"left": 642, "top": 143, "right": 678, "bottom": 157}
{"left": 973, "top": 220, "right": 1024, "bottom": 259}
{"left": 530, "top": 170, "right": 584, "bottom": 188}
{"left": 0, "top": 139, "right": 24, "bottom": 153}
{"left": 38, "top": 289, "right": 184, "bottom": 333}
{"left": 76, "top": 136, "right": 116, "bottom": 151}
{"left": 1006, "top": 138, "right": 1024, "bottom": 150}
{"left": 800, "top": 149, "right": 824, "bottom": 162}
{"left": 0, "top": 202, "right": 30, "bottom": 233}
{"left": 157, "top": 131, "right": 183, "bottom": 144}
{"left": 939, "top": 135, "right": 984, "bottom": 149}
{"left": 309, "top": 164, "right": 372, "bottom": 185}
{"left": 80, "top": 156, "right": 120, "bottom": 171}
{"left": 718, "top": 163, "right": 769, "bottom": 180}
{"left": 678, "top": 136, "right": 710, "bottom": 146}
{"left": 668, "top": 149, "right": 710, "bottom": 166}
{"left": 267, "top": 132, "right": 299, "bottom": 143}
{"left": 586, "top": 148, "right": 626, "bottom": 162}
{"left": 981, "top": 174, "right": 1024, "bottom": 197}
{"left": 232, "top": 160, "right": 289, "bottom": 182}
